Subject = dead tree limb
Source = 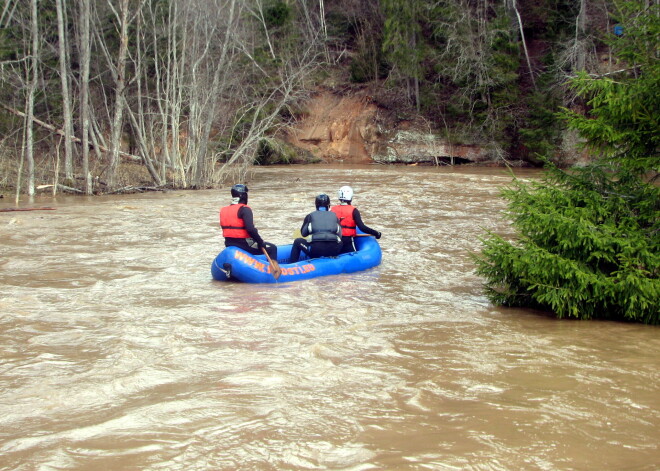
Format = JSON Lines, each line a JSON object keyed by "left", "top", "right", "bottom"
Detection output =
{"left": 36, "top": 183, "right": 84, "bottom": 193}
{"left": 0, "top": 207, "right": 56, "bottom": 212}
{"left": 0, "top": 103, "right": 141, "bottom": 162}
{"left": 513, "top": 3, "right": 537, "bottom": 90}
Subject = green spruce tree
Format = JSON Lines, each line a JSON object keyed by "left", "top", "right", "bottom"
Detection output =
{"left": 381, "top": 0, "right": 424, "bottom": 109}
{"left": 474, "top": 0, "right": 659, "bottom": 324}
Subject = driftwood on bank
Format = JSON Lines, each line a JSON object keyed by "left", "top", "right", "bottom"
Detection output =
{"left": 36, "top": 184, "right": 84, "bottom": 193}
{"left": 0, "top": 207, "right": 56, "bottom": 212}
{"left": 108, "top": 186, "right": 166, "bottom": 194}
{"left": 0, "top": 104, "right": 141, "bottom": 162}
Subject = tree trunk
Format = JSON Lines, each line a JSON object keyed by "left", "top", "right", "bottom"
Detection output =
{"left": 56, "top": 0, "right": 75, "bottom": 181}
{"left": 411, "top": 28, "right": 419, "bottom": 112}
{"left": 25, "top": 0, "right": 39, "bottom": 197}
{"left": 107, "top": 0, "right": 132, "bottom": 189}
{"left": 575, "top": 0, "right": 587, "bottom": 70}
{"left": 78, "top": 0, "right": 92, "bottom": 194}
{"left": 512, "top": 0, "right": 536, "bottom": 90}
{"left": 123, "top": 98, "right": 163, "bottom": 186}
{"left": 147, "top": 0, "right": 174, "bottom": 183}
{"left": 169, "top": 1, "right": 187, "bottom": 187}
{"left": 193, "top": 0, "right": 238, "bottom": 188}
{"left": 248, "top": 0, "right": 276, "bottom": 60}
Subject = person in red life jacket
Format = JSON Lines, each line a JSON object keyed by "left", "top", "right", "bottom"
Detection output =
{"left": 331, "top": 185, "right": 381, "bottom": 254}
{"left": 220, "top": 184, "right": 277, "bottom": 260}
{"left": 289, "top": 194, "right": 342, "bottom": 262}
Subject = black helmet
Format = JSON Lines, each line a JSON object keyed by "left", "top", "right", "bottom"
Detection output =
{"left": 315, "top": 193, "right": 330, "bottom": 210}
{"left": 230, "top": 184, "right": 248, "bottom": 202}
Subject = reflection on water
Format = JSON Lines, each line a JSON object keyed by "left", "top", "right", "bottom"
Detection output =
{"left": 1, "top": 166, "right": 658, "bottom": 470}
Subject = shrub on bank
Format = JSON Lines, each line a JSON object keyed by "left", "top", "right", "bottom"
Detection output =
{"left": 474, "top": 164, "right": 659, "bottom": 324}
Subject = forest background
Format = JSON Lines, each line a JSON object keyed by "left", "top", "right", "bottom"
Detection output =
{"left": 0, "top": 0, "right": 642, "bottom": 196}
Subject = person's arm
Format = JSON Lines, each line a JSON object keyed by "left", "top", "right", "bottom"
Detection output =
{"left": 300, "top": 213, "right": 312, "bottom": 237}
{"left": 353, "top": 208, "right": 381, "bottom": 238}
{"left": 238, "top": 206, "right": 265, "bottom": 246}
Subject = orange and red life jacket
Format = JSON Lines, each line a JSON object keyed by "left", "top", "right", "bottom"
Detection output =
{"left": 331, "top": 204, "right": 356, "bottom": 236}
{"left": 220, "top": 204, "right": 250, "bottom": 238}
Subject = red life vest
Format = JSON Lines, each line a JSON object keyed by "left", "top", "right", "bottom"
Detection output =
{"left": 331, "top": 204, "right": 356, "bottom": 236}
{"left": 220, "top": 204, "right": 250, "bottom": 238}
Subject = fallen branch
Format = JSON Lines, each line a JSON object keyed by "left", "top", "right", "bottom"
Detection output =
{"left": 108, "top": 185, "right": 166, "bottom": 194}
{"left": 0, "top": 207, "right": 56, "bottom": 212}
{"left": 1, "top": 103, "right": 141, "bottom": 162}
{"left": 37, "top": 183, "right": 84, "bottom": 194}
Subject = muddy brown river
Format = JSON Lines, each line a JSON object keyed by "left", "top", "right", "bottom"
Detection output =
{"left": 1, "top": 166, "right": 658, "bottom": 470}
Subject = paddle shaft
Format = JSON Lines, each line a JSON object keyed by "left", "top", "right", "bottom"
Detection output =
{"left": 262, "top": 247, "right": 281, "bottom": 280}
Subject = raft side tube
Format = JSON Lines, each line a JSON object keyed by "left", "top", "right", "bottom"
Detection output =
{"left": 211, "top": 236, "right": 381, "bottom": 283}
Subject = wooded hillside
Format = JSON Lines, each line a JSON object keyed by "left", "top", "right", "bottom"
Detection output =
{"left": 0, "top": 0, "right": 649, "bottom": 195}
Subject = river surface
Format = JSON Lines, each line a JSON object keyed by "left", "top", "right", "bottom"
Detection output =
{"left": 1, "top": 165, "right": 658, "bottom": 471}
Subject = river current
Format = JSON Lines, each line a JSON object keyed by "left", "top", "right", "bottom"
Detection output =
{"left": 1, "top": 165, "right": 658, "bottom": 470}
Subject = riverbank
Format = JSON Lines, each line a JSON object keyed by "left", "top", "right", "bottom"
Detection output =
{"left": 0, "top": 152, "right": 536, "bottom": 199}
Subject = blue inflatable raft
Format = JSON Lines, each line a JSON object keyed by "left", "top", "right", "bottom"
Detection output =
{"left": 211, "top": 235, "right": 381, "bottom": 283}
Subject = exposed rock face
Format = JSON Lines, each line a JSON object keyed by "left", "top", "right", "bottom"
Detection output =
{"left": 286, "top": 92, "right": 377, "bottom": 163}
{"left": 285, "top": 90, "right": 491, "bottom": 165}
{"left": 371, "top": 130, "right": 491, "bottom": 164}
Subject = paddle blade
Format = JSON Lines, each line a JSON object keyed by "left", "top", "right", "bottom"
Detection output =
{"left": 262, "top": 247, "right": 282, "bottom": 280}
{"left": 271, "top": 260, "right": 282, "bottom": 280}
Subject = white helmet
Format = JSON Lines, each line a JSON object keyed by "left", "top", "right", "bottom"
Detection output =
{"left": 338, "top": 185, "right": 353, "bottom": 202}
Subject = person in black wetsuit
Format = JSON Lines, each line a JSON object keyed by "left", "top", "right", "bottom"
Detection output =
{"left": 219, "top": 184, "right": 277, "bottom": 260}
{"left": 330, "top": 185, "right": 381, "bottom": 254}
{"left": 289, "top": 194, "right": 342, "bottom": 263}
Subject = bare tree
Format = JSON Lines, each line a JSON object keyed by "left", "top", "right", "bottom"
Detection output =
{"left": 575, "top": 0, "right": 588, "bottom": 70}
{"left": 0, "top": 0, "right": 19, "bottom": 27}
{"left": 192, "top": 0, "right": 240, "bottom": 188}
{"left": 216, "top": 41, "right": 322, "bottom": 183}
{"left": 24, "top": 0, "right": 39, "bottom": 197}
{"left": 509, "top": 0, "right": 536, "bottom": 90}
{"left": 163, "top": 0, "right": 247, "bottom": 188}
{"left": 1, "top": 0, "right": 343, "bottom": 194}
{"left": 78, "top": 0, "right": 92, "bottom": 194}
{"left": 106, "top": 0, "right": 135, "bottom": 188}
{"left": 56, "top": 0, "right": 75, "bottom": 182}
{"left": 164, "top": 0, "right": 187, "bottom": 186}
{"left": 118, "top": 4, "right": 163, "bottom": 187}
{"left": 554, "top": 0, "right": 610, "bottom": 84}
{"left": 244, "top": 0, "right": 277, "bottom": 60}
{"left": 143, "top": 0, "right": 176, "bottom": 183}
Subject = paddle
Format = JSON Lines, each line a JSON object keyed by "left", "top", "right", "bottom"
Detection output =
{"left": 262, "top": 247, "right": 282, "bottom": 280}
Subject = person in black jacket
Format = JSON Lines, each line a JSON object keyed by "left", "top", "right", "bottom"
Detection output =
{"left": 289, "top": 194, "right": 342, "bottom": 263}
{"left": 219, "top": 184, "right": 277, "bottom": 260}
